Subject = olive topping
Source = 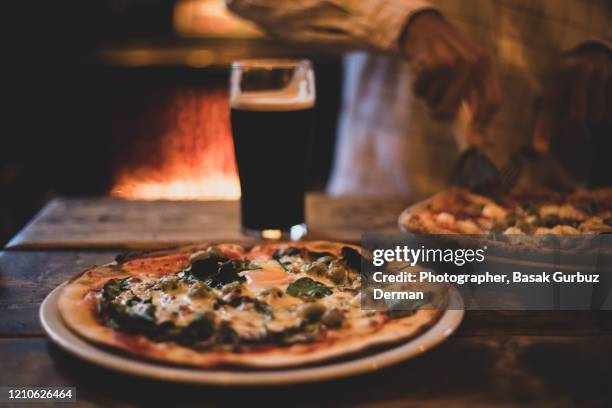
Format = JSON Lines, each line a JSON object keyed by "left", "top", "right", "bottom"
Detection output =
{"left": 305, "top": 261, "right": 328, "bottom": 277}
{"left": 328, "top": 261, "right": 347, "bottom": 284}
{"left": 189, "top": 283, "right": 210, "bottom": 299}
{"left": 321, "top": 308, "right": 343, "bottom": 328}
{"left": 159, "top": 277, "right": 181, "bottom": 293}
{"left": 301, "top": 302, "right": 327, "bottom": 322}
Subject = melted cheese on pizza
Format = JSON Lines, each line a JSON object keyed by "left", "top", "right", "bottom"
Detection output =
{"left": 93, "top": 245, "right": 412, "bottom": 350}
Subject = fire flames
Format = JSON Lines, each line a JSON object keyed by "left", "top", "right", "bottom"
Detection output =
{"left": 111, "top": 88, "right": 241, "bottom": 200}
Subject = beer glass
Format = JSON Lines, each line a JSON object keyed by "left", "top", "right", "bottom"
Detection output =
{"left": 229, "top": 59, "right": 315, "bottom": 240}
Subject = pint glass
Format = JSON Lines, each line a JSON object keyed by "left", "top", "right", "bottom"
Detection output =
{"left": 229, "top": 59, "right": 315, "bottom": 240}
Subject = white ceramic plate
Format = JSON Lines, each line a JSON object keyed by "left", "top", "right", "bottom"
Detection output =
{"left": 40, "top": 282, "right": 463, "bottom": 386}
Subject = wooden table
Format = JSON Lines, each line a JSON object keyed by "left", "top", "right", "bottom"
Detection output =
{"left": 2, "top": 196, "right": 611, "bottom": 407}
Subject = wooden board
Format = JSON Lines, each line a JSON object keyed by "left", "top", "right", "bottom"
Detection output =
{"left": 6, "top": 195, "right": 410, "bottom": 249}
{"left": 0, "top": 251, "right": 118, "bottom": 336}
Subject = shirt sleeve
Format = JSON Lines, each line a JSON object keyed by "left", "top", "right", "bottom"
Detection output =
{"left": 225, "top": 0, "right": 435, "bottom": 53}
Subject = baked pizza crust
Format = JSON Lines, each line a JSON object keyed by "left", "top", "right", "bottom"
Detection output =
{"left": 398, "top": 188, "right": 495, "bottom": 234}
{"left": 58, "top": 241, "right": 443, "bottom": 369}
{"left": 399, "top": 187, "right": 612, "bottom": 235}
{"left": 398, "top": 188, "right": 612, "bottom": 261}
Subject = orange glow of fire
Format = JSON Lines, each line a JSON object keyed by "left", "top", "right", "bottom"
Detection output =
{"left": 111, "top": 88, "right": 241, "bottom": 201}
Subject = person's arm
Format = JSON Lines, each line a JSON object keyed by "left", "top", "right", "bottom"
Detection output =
{"left": 225, "top": 0, "right": 434, "bottom": 53}
{"left": 534, "top": 42, "right": 611, "bottom": 152}
{"left": 400, "top": 11, "right": 501, "bottom": 138}
{"left": 226, "top": 0, "right": 502, "bottom": 136}
{"left": 532, "top": 0, "right": 611, "bottom": 152}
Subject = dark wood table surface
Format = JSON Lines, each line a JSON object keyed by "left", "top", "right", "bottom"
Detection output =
{"left": 1, "top": 196, "right": 611, "bottom": 407}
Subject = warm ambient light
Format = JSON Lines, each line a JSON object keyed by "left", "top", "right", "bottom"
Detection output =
{"left": 111, "top": 88, "right": 241, "bottom": 201}
{"left": 112, "top": 177, "right": 240, "bottom": 201}
{"left": 173, "top": 0, "right": 264, "bottom": 38}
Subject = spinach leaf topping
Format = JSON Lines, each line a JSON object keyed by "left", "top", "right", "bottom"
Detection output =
{"left": 101, "top": 296, "right": 218, "bottom": 347}
{"left": 106, "top": 302, "right": 157, "bottom": 334}
{"left": 215, "top": 322, "right": 240, "bottom": 348}
{"left": 208, "top": 260, "right": 256, "bottom": 288}
{"left": 187, "top": 258, "right": 258, "bottom": 289}
{"left": 187, "top": 256, "right": 227, "bottom": 281}
{"left": 177, "top": 312, "right": 216, "bottom": 342}
{"left": 286, "top": 277, "right": 333, "bottom": 298}
{"left": 102, "top": 278, "right": 128, "bottom": 300}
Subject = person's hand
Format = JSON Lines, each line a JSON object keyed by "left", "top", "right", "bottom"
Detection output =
{"left": 533, "top": 44, "right": 612, "bottom": 152}
{"left": 401, "top": 11, "right": 502, "bottom": 144}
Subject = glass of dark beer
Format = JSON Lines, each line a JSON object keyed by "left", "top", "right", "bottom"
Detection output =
{"left": 229, "top": 59, "right": 315, "bottom": 240}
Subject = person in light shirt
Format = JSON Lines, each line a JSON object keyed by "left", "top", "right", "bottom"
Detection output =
{"left": 226, "top": 0, "right": 611, "bottom": 199}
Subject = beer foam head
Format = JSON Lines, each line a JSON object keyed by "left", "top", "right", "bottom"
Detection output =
{"left": 231, "top": 90, "right": 315, "bottom": 111}
{"left": 230, "top": 64, "right": 315, "bottom": 111}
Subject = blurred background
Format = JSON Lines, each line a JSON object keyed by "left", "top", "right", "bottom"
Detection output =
{"left": 1, "top": 0, "right": 343, "bottom": 246}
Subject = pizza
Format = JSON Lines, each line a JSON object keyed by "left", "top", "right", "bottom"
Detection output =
{"left": 399, "top": 187, "right": 612, "bottom": 235}
{"left": 58, "top": 241, "right": 443, "bottom": 368}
